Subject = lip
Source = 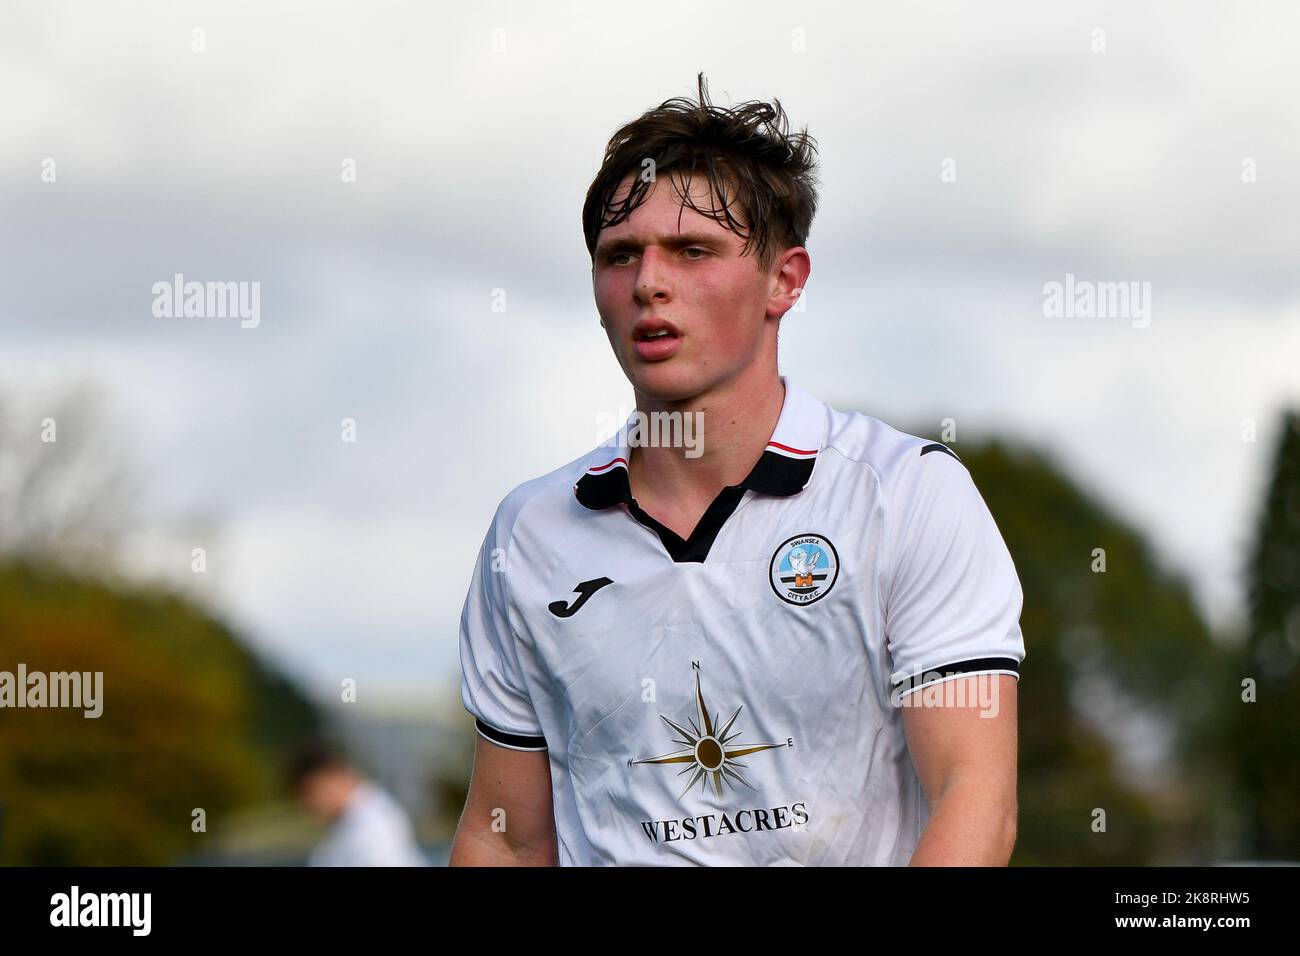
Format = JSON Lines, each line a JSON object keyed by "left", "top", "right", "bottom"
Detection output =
{"left": 631, "top": 318, "right": 682, "bottom": 362}
{"left": 632, "top": 317, "right": 682, "bottom": 340}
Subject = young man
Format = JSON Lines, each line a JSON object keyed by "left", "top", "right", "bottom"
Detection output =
{"left": 451, "top": 75, "right": 1025, "bottom": 866}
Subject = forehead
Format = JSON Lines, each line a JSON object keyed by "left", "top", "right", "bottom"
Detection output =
{"left": 598, "top": 169, "right": 744, "bottom": 245}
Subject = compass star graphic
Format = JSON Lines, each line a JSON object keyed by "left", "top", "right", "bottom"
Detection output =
{"left": 632, "top": 669, "right": 788, "bottom": 800}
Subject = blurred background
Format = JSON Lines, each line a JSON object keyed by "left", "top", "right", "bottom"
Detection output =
{"left": 1, "top": 0, "right": 1297, "bottom": 865}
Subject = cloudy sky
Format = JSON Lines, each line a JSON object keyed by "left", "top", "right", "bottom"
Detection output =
{"left": 2, "top": 0, "right": 1297, "bottom": 707}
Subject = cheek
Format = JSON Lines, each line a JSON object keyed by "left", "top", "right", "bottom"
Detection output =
{"left": 591, "top": 275, "right": 610, "bottom": 312}
{"left": 593, "top": 275, "right": 628, "bottom": 325}
{"left": 696, "top": 271, "right": 767, "bottom": 343}
{"left": 708, "top": 322, "right": 756, "bottom": 358}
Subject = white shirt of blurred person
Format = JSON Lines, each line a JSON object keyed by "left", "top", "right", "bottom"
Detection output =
{"left": 299, "top": 764, "right": 427, "bottom": 867}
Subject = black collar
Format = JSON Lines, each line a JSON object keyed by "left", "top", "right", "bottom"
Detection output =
{"left": 573, "top": 377, "right": 824, "bottom": 513}
{"left": 574, "top": 443, "right": 815, "bottom": 511}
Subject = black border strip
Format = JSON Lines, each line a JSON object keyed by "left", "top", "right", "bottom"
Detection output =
{"left": 892, "top": 656, "right": 1020, "bottom": 696}
{"left": 920, "top": 442, "right": 961, "bottom": 462}
{"left": 474, "top": 718, "right": 547, "bottom": 751}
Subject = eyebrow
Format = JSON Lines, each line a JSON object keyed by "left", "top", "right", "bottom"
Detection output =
{"left": 594, "top": 232, "right": 725, "bottom": 259}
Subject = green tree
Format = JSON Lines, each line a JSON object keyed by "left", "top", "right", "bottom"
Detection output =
{"left": 1226, "top": 412, "right": 1300, "bottom": 859}
{"left": 927, "top": 437, "right": 1220, "bottom": 864}
{"left": 0, "top": 560, "right": 321, "bottom": 865}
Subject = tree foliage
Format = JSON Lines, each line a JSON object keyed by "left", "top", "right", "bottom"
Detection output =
{"left": 943, "top": 438, "right": 1220, "bottom": 863}
{"left": 0, "top": 561, "right": 321, "bottom": 865}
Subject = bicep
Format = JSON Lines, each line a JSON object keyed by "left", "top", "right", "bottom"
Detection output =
{"left": 452, "top": 736, "right": 557, "bottom": 865}
{"left": 900, "top": 674, "right": 1019, "bottom": 810}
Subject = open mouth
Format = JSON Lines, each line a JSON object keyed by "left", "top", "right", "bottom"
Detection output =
{"left": 632, "top": 322, "right": 682, "bottom": 361}
{"left": 632, "top": 317, "right": 682, "bottom": 341}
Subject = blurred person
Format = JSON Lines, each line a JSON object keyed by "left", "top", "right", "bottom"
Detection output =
{"left": 290, "top": 744, "right": 427, "bottom": 867}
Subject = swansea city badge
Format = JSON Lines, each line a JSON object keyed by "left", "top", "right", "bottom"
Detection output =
{"left": 769, "top": 533, "right": 839, "bottom": 605}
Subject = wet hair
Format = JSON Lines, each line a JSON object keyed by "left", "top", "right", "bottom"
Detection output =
{"left": 582, "top": 72, "right": 821, "bottom": 273}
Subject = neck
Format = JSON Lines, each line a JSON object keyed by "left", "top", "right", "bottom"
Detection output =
{"left": 627, "top": 366, "right": 785, "bottom": 504}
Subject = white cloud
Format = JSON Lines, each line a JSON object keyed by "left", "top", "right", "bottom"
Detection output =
{"left": 2, "top": 0, "right": 1297, "bottom": 694}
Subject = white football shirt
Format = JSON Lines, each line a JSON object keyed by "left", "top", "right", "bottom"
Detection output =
{"left": 307, "top": 781, "right": 428, "bottom": 867}
{"left": 459, "top": 376, "right": 1025, "bottom": 865}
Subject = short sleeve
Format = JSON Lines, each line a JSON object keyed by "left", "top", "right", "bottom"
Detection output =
{"left": 458, "top": 501, "right": 547, "bottom": 751}
{"left": 883, "top": 444, "right": 1025, "bottom": 702}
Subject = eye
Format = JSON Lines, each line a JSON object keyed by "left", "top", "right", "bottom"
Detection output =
{"left": 683, "top": 247, "right": 709, "bottom": 259}
{"left": 607, "top": 252, "right": 633, "bottom": 266}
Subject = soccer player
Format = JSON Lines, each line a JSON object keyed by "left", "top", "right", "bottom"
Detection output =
{"left": 450, "top": 74, "right": 1025, "bottom": 866}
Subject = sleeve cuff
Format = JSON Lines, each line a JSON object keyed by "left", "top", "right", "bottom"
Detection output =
{"left": 891, "top": 656, "right": 1021, "bottom": 701}
{"left": 473, "top": 717, "right": 547, "bottom": 752}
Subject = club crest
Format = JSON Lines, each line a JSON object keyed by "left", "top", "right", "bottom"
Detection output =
{"left": 769, "top": 533, "right": 839, "bottom": 605}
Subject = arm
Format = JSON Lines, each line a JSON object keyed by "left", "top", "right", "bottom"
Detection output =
{"left": 454, "top": 495, "right": 555, "bottom": 865}
{"left": 449, "top": 737, "right": 558, "bottom": 866}
{"left": 882, "top": 443, "right": 1025, "bottom": 865}
{"left": 902, "top": 674, "right": 1018, "bottom": 866}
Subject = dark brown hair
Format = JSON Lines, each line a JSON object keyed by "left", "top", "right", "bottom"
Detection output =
{"left": 286, "top": 739, "right": 349, "bottom": 790}
{"left": 582, "top": 72, "right": 820, "bottom": 273}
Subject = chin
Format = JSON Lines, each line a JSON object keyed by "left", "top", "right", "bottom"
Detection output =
{"left": 630, "top": 362, "right": 710, "bottom": 403}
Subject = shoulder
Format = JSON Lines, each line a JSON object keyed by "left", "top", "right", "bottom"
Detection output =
{"left": 354, "top": 784, "right": 410, "bottom": 827}
{"left": 819, "top": 400, "right": 966, "bottom": 496}
{"left": 483, "top": 441, "right": 621, "bottom": 544}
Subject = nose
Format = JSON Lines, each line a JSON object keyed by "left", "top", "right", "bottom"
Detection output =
{"left": 633, "top": 247, "right": 671, "bottom": 306}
